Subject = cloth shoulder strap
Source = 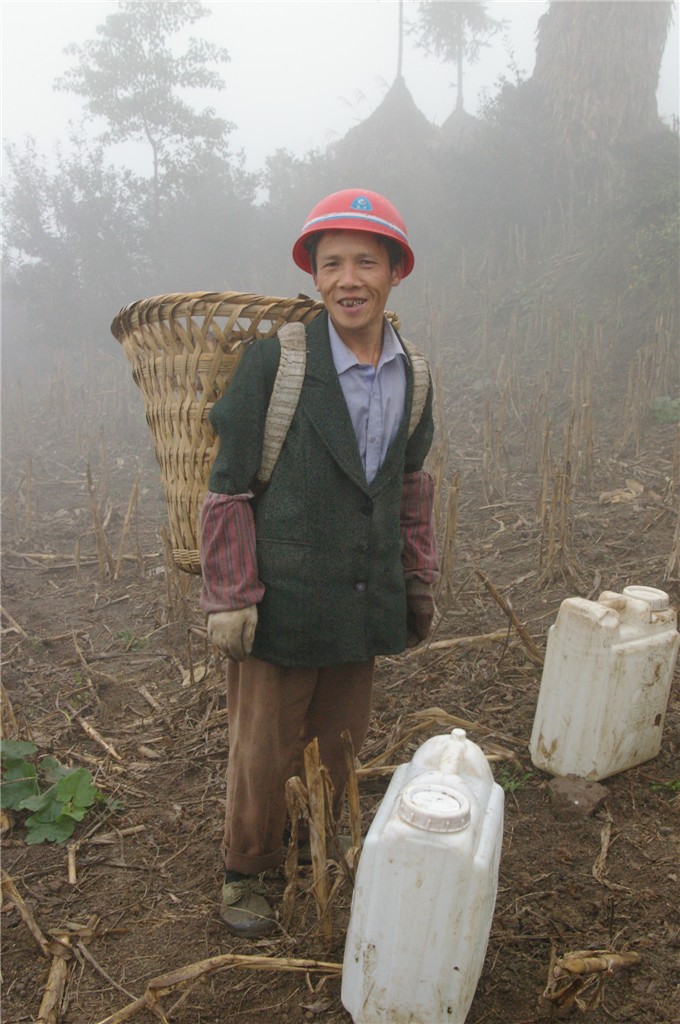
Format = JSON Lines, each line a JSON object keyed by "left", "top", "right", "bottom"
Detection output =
{"left": 401, "top": 338, "right": 431, "bottom": 439}
{"left": 257, "top": 322, "right": 307, "bottom": 484}
{"left": 257, "top": 325, "right": 430, "bottom": 484}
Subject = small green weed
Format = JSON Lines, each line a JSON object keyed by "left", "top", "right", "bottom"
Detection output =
{"left": 651, "top": 778, "right": 680, "bottom": 796}
{"left": 494, "top": 765, "right": 534, "bottom": 793}
{"left": 649, "top": 397, "right": 680, "bottom": 424}
{"left": 0, "top": 740, "right": 115, "bottom": 844}
{"left": 116, "top": 629, "right": 146, "bottom": 651}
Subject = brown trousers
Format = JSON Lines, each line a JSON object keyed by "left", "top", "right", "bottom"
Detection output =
{"left": 223, "top": 655, "right": 375, "bottom": 875}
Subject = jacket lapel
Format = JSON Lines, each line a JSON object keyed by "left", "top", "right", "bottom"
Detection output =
{"left": 300, "top": 311, "right": 414, "bottom": 496}
{"left": 301, "top": 313, "right": 369, "bottom": 491}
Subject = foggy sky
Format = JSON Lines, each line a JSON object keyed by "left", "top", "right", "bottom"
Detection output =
{"left": 2, "top": 0, "right": 678, "bottom": 179}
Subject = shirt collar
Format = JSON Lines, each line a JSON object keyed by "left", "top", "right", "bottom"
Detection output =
{"left": 328, "top": 317, "right": 407, "bottom": 375}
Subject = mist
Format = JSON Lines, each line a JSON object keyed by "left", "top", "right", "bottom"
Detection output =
{"left": 2, "top": 8, "right": 679, "bottom": 1020}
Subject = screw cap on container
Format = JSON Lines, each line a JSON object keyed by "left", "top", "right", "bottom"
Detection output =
{"left": 398, "top": 783, "right": 471, "bottom": 833}
{"left": 622, "top": 586, "right": 669, "bottom": 610}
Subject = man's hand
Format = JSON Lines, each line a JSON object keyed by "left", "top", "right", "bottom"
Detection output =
{"left": 405, "top": 579, "right": 436, "bottom": 647}
{"left": 208, "top": 607, "right": 258, "bottom": 661}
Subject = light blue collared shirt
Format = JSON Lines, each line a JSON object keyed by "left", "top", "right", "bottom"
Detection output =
{"left": 328, "top": 318, "right": 408, "bottom": 484}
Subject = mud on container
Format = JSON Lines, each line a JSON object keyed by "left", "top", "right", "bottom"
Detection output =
{"left": 341, "top": 728, "right": 504, "bottom": 1024}
{"left": 529, "top": 586, "right": 679, "bottom": 781}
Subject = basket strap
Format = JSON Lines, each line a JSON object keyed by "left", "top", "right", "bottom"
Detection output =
{"left": 256, "top": 322, "right": 308, "bottom": 485}
{"left": 401, "top": 339, "right": 431, "bottom": 439}
{"left": 256, "top": 327, "right": 429, "bottom": 486}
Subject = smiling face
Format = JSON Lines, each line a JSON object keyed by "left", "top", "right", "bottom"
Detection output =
{"left": 312, "top": 230, "right": 403, "bottom": 354}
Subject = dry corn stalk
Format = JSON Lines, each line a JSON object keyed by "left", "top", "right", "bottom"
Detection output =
{"left": 482, "top": 396, "right": 508, "bottom": 503}
{"left": 303, "top": 739, "right": 333, "bottom": 942}
{"left": 113, "top": 468, "right": 142, "bottom": 580}
{"left": 94, "top": 952, "right": 342, "bottom": 1024}
{"left": 475, "top": 569, "right": 544, "bottom": 666}
{"left": 63, "top": 703, "right": 122, "bottom": 762}
{"left": 341, "top": 730, "right": 362, "bottom": 853}
{"left": 1, "top": 868, "right": 52, "bottom": 959}
{"left": 282, "top": 737, "right": 361, "bottom": 936}
{"left": 665, "top": 502, "right": 680, "bottom": 580}
{"left": 434, "top": 470, "right": 459, "bottom": 611}
{"left": 87, "top": 464, "right": 115, "bottom": 579}
{"left": 543, "top": 947, "right": 642, "bottom": 1013}
{"left": 36, "top": 933, "right": 71, "bottom": 1024}
{"left": 361, "top": 706, "right": 517, "bottom": 771}
{"left": 1, "top": 681, "right": 19, "bottom": 740}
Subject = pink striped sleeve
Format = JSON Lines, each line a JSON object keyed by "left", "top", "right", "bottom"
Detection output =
{"left": 400, "top": 470, "right": 439, "bottom": 583}
{"left": 199, "top": 491, "right": 264, "bottom": 612}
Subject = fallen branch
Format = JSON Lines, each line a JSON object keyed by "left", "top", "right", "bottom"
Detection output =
{"left": 77, "top": 940, "right": 139, "bottom": 1002}
{"left": 36, "top": 932, "right": 71, "bottom": 1024}
{"left": 87, "top": 825, "right": 147, "bottom": 846}
{"left": 404, "top": 629, "right": 510, "bottom": 657}
{"left": 543, "top": 946, "right": 642, "bottom": 1013}
{"left": 362, "top": 706, "right": 518, "bottom": 770}
{"left": 63, "top": 703, "right": 123, "bottom": 762}
{"left": 475, "top": 569, "right": 544, "bottom": 665}
{"left": 592, "top": 809, "right": 630, "bottom": 892}
{"left": 1, "top": 867, "right": 52, "bottom": 959}
{"left": 94, "top": 953, "right": 342, "bottom": 1024}
{"left": 0, "top": 605, "right": 28, "bottom": 638}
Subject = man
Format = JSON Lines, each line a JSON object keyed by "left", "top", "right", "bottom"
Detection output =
{"left": 199, "top": 188, "right": 439, "bottom": 936}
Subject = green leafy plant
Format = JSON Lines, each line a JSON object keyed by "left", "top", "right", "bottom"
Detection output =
{"left": 494, "top": 764, "right": 534, "bottom": 794}
{"left": 0, "top": 740, "right": 110, "bottom": 844}
{"left": 115, "top": 629, "right": 146, "bottom": 651}
{"left": 650, "top": 397, "right": 680, "bottom": 424}
{"left": 651, "top": 778, "right": 680, "bottom": 795}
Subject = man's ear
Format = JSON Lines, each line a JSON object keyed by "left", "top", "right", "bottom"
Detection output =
{"left": 390, "top": 263, "right": 404, "bottom": 288}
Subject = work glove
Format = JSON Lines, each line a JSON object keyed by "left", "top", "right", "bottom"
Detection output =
{"left": 207, "top": 607, "right": 258, "bottom": 661}
{"left": 405, "top": 579, "right": 436, "bottom": 648}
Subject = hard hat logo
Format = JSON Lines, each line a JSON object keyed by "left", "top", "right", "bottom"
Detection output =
{"left": 351, "top": 195, "right": 373, "bottom": 211}
{"left": 292, "top": 188, "right": 415, "bottom": 279}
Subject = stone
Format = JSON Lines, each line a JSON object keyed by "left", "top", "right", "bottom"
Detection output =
{"left": 548, "top": 774, "right": 609, "bottom": 820}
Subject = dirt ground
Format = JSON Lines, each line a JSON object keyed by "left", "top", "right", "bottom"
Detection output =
{"left": 2, "top": 321, "right": 679, "bottom": 1024}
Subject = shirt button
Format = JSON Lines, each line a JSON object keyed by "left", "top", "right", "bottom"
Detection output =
{"left": 354, "top": 582, "right": 367, "bottom": 593}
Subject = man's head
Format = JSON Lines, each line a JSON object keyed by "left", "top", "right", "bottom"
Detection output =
{"left": 292, "top": 189, "right": 414, "bottom": 278}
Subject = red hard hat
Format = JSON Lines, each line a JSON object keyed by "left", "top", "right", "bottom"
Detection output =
{"left": 292, "top": 188, "right": 415, "bottom": 277}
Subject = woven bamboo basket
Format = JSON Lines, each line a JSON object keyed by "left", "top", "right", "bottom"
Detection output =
{"left": 111, "top": 291, "right": 328, "bottom": 574}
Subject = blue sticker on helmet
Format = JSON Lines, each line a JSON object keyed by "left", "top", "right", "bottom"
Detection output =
{"left": 351, "top": 196, "right": 373, "bottom": 211}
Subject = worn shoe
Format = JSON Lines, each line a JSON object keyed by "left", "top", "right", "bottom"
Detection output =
{"left": 220, "top": 877, "right": 277, "bottom": 937}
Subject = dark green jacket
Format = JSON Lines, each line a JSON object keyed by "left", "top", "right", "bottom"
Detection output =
{"left": 208, "top": 311, "right": 434, "bottom": 667}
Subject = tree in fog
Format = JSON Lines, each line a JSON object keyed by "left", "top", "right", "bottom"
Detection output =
{"left": 411, "top": 1, "right": 504, "bottom": 113}
{"left": 55, "top": 1, "right": 233, "bottom": 226}
{"left": 2, "top": 135, "right": 149, "bottom": 358}
{"left": 532, "top": 0, "right": 674, "bottom": 161}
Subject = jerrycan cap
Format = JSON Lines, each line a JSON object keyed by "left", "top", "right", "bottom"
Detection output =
{"left": 622, "top": 586, "right": 669, "bottom": 611}
{"left": 398, "top": 783, "right": 471, "bottom": 833}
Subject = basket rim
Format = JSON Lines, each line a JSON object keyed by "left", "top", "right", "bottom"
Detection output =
{"left": 110, "top": 290, "right": 324, "bottom": 342}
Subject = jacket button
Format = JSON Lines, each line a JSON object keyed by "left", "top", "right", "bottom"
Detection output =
{"left": 360, "top": 505, "right": 372, "bottom": 516}
{"left": 354, "top": 581, "right": 367, "bottom": 593}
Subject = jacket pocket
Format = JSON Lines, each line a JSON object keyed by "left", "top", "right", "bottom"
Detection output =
{"left": 257, "top": 538, "right": 310, "bottom": 582}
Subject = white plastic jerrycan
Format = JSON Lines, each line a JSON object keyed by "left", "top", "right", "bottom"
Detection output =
{"left": 341, "top": 729, "right": 504, "bottom": 1024}
{"left": 529, "top": 586, "right": 679, "bottom": 781}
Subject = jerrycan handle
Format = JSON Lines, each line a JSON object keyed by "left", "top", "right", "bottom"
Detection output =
{"left": 622, "top": 586, "right": 670, "bottom": 610}
{"left": 600, "top": 587, "right": 670, "bottom": 625}
{"left": 439, "top": 728, "right": 469, "bottom": 774}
